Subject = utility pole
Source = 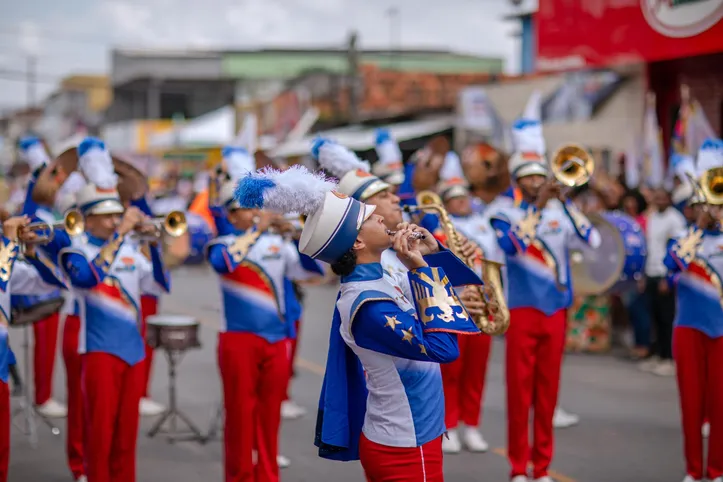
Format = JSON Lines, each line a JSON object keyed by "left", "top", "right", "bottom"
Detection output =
{"left": 347, "top": 30, "right": 360, "bottom": 124}
{"left": 386, "top": 7, "right": 399, "bottom": 70}
{"left": 26, "top": 56, "right": 36, "bottom": 108}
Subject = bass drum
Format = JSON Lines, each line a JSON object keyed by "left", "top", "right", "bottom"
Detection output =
{"left": 569, "top": 211, "right": 647, "bottom": 296}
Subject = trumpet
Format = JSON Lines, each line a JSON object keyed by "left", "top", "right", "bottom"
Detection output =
{"left": 550, "top": 143, "right": 594, "bottom": 188}
{"left": 132, "top": 211, "right": 188, "bottom": 240}
{"left": 4, "top": 210, "right": 85, "bottom": 245}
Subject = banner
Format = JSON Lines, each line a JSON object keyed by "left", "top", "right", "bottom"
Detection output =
{"left": 537, "top": 0, "right": 723, "bottom": 71}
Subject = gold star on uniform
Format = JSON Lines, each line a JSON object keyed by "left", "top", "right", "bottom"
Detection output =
{"left": 384, "top": 315, "right": 402, "bottom": 330}
{"left": 401, "top": 327, "right": 415, "bottom": 343}
{"left": 419, "top": 344, "right": 427, "bottom": 355}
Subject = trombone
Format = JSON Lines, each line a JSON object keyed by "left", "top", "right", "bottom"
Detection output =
{"left": 131, "top": 211, "right": 188, "bottom": 241}
{"left": 550, "top": 143, "right": 594, "bottom": 188}
{"left": 3, "top": 210, "right": 85, "bottom": 245}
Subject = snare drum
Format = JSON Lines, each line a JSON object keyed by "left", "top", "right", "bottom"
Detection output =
{"left": 10, "top": 295, "right": 65, "bottom": 327}
{"left": 569, "top": 211, "right": 647, "bottom": 296}
{"left": 146, "top": 315, "right": 201, "bottom": 352}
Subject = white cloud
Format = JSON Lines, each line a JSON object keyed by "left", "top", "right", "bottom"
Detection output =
{"left": 0, "top": 0, "right": 520, "bottom": 108}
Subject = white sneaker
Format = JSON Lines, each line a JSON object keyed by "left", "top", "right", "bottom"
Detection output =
{"left": 638, "top": 356, "right": 661, "bottom": 373}
{"left": 76, "top": 476, "right": 88, "bottom": 482}
{"left": 280, "top": 400, "right": 307, "bottom": 420}
{"left": 710, "top": 477, "right": 722, "bottom": 482}
{"left": 139, "top": 398, "right": 166, "bottom": 416}
{"left": 277, "top": 454, "right": 290, "bottom": 469}
{"left": 511, "top": 476, "right": 529, "bottom": 482}
{"left": 553, "top": 407, "right": 580, "bottom": 429}
{"left": 681, "top": 476, "right": 701, "bottom": 482}
{"left": 462, "top": 426, "right": 489, "bottom": 452}
{"left": 442, "top": 429, "right": 461, "bottom": 453}
{"left": 534, "top": 477, "right": 553, "bottom": 482}
{"left": 652, "top": 360, "right": 676, "bottom": 377}
{"left": 36, "top": 399, "right": 67, "bottom": 418}
{"left": 703, "top": 422, "right": 710, "bottom": 438}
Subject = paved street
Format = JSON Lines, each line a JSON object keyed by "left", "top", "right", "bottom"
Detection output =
{"left": 10, "top": 264, "right": 685, "bottom": 482}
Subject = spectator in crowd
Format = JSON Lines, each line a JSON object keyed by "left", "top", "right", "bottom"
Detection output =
{"left": 620, "top": 189, "right": 651, "bottom": 360}
{"left": 640, "top": 188, "right": 687, "bottom": 376}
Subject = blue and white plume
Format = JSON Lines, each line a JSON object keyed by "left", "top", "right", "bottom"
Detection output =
{"left": 374, "top": 128, "right": 402, "bottom": 165}
{"left": 234, "top": 164, "right": 337, "bottom": 215}
{"left": 18, "top": 136, "right": 50, "bottom": 171}
{"left": 311, "top": 138, "right": 370, "bottom": 179}
{"left": 511, "top": 90, "right": 545, "bottom": 155}
{"left": 77, "top": 137, "right": 118, "bottom": 190}
{"left": 222, "top": 146, "right": 255, "bottom": 181}
{"left": 696, "top": 137, "right": 723, "bottom": 176}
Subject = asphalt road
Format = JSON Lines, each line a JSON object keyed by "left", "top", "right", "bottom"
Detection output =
{"left": 10, "top": 264, "right": 685, "bottom": 482}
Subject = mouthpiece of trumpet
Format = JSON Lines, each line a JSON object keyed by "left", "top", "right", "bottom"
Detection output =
{"left": 386, "top": 229, "right": 426, "bottom": 240}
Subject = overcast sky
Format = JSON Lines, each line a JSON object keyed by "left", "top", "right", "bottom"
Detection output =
{"left": 0, "top": 0, "right": 530, "bottom": 110}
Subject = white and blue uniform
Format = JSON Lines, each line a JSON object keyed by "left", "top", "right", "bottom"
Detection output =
{"left": 59, "top": 233, "right": 170, "bottom": 365}
{"left": 490, "top": 199, "right": 601, "bottom": 314}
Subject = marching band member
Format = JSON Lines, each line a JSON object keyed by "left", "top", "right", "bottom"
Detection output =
{"left": 433, "top": 157, "right": 500, "bottom": 454}
{"left": 206, "top": 175, "right": 323, "bottom": 482}
{"left": 664, "top": 138, "right": 723, "bottom": 482}
{"left": 372, "top": 129, "right": 405, "bottom": 190}
{"left": 58, "top": 138, "right": 170, "bottom": 482}
{"left": 17, "top": 136, "right": 68, "bottom": 418}
{"left": 489, "top": 116, "right": 601, "bottom": 482}
{"left": 0, "top": 215, "right": 68, "bottom": 482}
{"left": 234, "top": 165, "right": 483, "bottom": 482}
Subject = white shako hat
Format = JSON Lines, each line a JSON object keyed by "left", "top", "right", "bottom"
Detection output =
{"left": 74, "top": 137, "right": 124, "bottom": 216}
{"left": 17, "top": 136, "right": 51, "bottom": 171}
{"left": 509, "top": 90, "right": 549, "bottom": 180}
{"left": 693, "top": 137, "right": 723, "bottom": 205}
{"left": 311, "top": 137, "right": 390, "bottom": 201}
{"left": 218, "top": 179, "right": 241, "bottom": 210}
{"left": 234, "top": 165, "right": 376, "bottom": 265}
{"left": 670, "top": 153, "right": 699, "bottom": 206}
{"left": 372, "top": 128, "right": 404, "bottom": 185}
{"left": 437, "top": 150, "right": 469, "bottom": 202}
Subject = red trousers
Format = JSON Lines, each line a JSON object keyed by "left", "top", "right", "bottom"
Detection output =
{"left": 34, "top": 311, "right": 60, "bottom": 405}
{"left": 673, "top": 326, "right": 723, "bottom": 480}
{"left": 359, "top": 433, "right": 444, "bottom": 482}
{"left": 441, "top": 333, "right": 491, "bottom": 428}
{"left": 218, "top": 332, "right": 290, "bottom": 482}
{"left": 506, "top": 307, "right": 566, "bottom": 480}
{"left": 62, "top": 314, "right": 84, "bottom": 480}
{"left": 0, "top": 381, "right": 9, "bottom": 482}
{"left": 285, "top": 320, "right": 300, "bottom": 401}
{"left": 82, "top": 353, "right": 143, "bottom": 482}
{"left": 140, "top": 295, "right": 158, "bottom": 398}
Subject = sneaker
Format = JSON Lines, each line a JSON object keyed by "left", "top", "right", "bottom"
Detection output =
{"left": 76, "top": 476, "right": 88, "bottom": 482}
{"left": 534, "top": 477, "right": 553, "bottom": 482}
{"left": 652, "top": 360, "right": 676, "bottom": 377}
{"left": 36, "top": 399, "right": 67, "bottom": 418}
{"left": 511, "top": 476, "right": 529, "bottom": 482}
{"left": 139, "top": 398, "right": 166, "bottom": 416}
{"left": 442, "top": 429, "right": 461, "bottom": 453}
{"left": 638, "top": 356, "right": 661, "bottom": 373}
{"left": 462, "top": 426, "right": 489, "bottom": 452}
{"left": 277, "top": 454, "right": 290, "bottom": 469}
{"left": 553, "top": 407, "right": 580, "bottom": 429}
{"left": 710, "top": 477, "right": 722, "bottom": 482}
{"left": 280, "top": 400, "right": 307, "bottom": 420}
{"left": 681, "top": 476, "right": 701, "bottom": 482}
{"left": 703, "top": 422, "right": 710, "bottom": 438}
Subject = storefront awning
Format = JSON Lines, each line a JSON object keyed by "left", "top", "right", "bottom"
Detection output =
{"left": 270, "top": 115, "right": 455, "bottom": 158}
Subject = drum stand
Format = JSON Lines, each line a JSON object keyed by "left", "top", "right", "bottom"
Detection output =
{"left": 147, "top": 349, "right": 204, "bottom": 444}
{"left": 11, "top": 324, "right": 60, "bottom": 448}
{"left": 203, "top": 401, "right": 224, "bottom": 443}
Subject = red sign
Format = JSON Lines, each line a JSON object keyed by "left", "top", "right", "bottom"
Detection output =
{"left": 536, "top": 0, "right": 723, "bottom": 71}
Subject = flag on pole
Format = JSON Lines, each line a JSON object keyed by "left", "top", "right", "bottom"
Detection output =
{"left": 642, "top": 92, "right": 664, "bottom": 188}
{"left": 624, "top": 137, "right": 642, "bottom": 189}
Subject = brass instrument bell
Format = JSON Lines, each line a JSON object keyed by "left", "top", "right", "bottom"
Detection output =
{"left": 551, "top": 143, "right": 594, "bottom": 188}
{"left": 10, "top": 210, "right": 85, "bottom": 244}
{"left": 135, "top": 211, "right": 188, "bottom": 240}
{"left": 700, "top": 167, "right": 723, "bottom": 205}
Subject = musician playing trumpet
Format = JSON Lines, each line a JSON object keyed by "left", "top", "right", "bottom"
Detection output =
{"left": 0, "top": 215, "right": 68, "bottom": 482}
{"left": 489, "top": 116, "right": 600, "bottom": 482}
{"left": 664, "top": 138, "right": 723, "bottom": 482}
{"left": 58, "top": 139, "right": 170, "bottom": 482}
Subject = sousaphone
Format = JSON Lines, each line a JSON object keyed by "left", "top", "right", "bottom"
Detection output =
{"left": 31, "top": 143, "right": 148, "bottom": 207}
